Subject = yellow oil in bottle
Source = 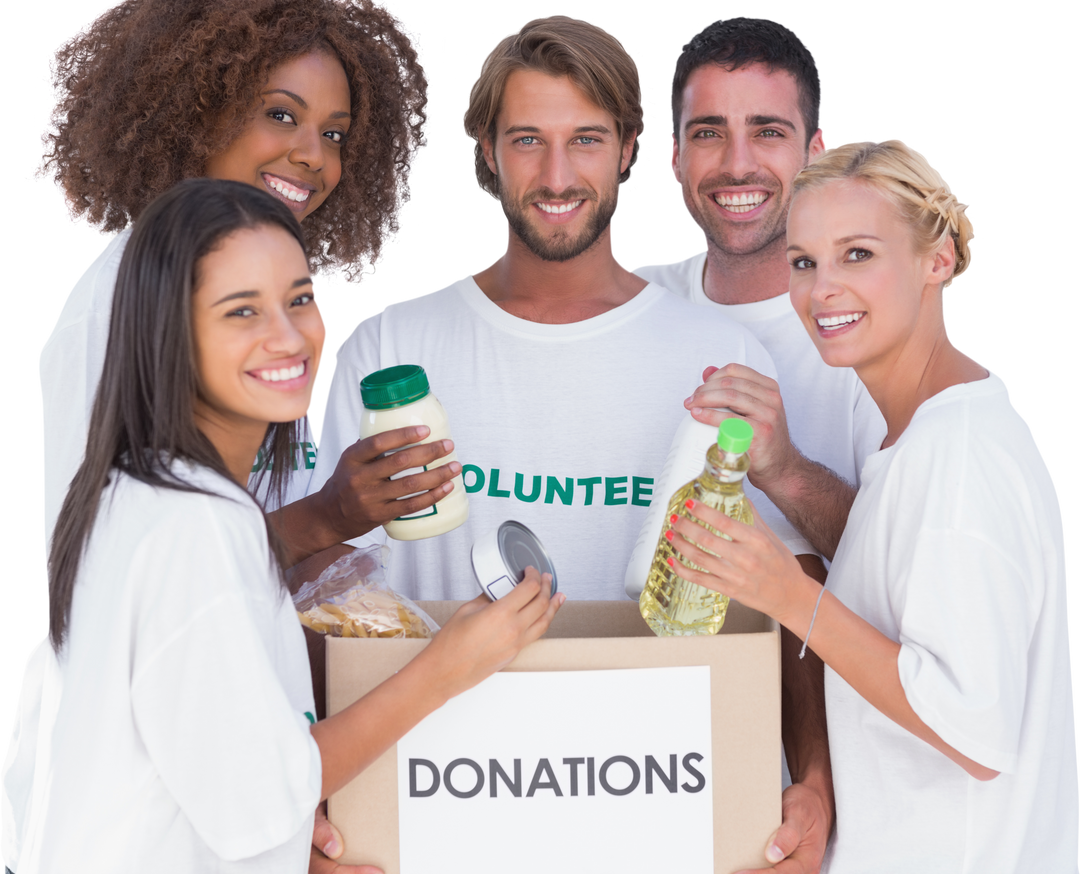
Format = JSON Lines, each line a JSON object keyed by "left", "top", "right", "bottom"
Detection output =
{"left": 639, "top": 420, "right": 753, "bottom": 636}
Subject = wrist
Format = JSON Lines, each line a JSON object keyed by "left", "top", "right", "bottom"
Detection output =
{"left": 750, "top": 445, "right": 808, "bottom": 502}
{"left": 402, "top": 641, "right": 458, "bottom": 709}
{"left": 310, "top": 483, "right": 372, "bottom": 546}
{"left": 792, "top": 761, "right": 835, "bottom": 832}
{"left": 775, "top": 573, "right": 823, "bottom": 643}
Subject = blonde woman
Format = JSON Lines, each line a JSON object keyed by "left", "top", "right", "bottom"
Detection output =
{"left": 668, "top": 141, "right": 1077, "bottom": 870}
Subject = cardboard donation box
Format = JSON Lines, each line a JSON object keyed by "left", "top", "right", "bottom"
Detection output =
{"left": 326, "top": 599, "right": 781, "bottom": 874}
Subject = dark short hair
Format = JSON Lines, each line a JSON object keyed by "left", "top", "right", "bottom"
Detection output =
{"left": 672, "top": 18, "right": 820, "bottom": 145}
{"left": 48, "top": 179, "right": 304, "bottom": 650}
{"left": 464, "top": 16, "right": 643, "bottom": 198}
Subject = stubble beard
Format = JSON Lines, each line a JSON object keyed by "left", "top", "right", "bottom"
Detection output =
{"left": 500, "top": 183, "right": 619, "bottom": 263}
{"left": 687, "top": 173, "right": 789, "bottom": 259}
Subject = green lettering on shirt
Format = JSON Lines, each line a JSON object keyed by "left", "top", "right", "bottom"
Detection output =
{"left": 632, "top": 476, "right": 654, "bottom": 507}
{"left": 577, "top": 477, "right": 602, "bottom": 506}
{"left": 514, "top": 473, "right": 541, "bottom": 503}
{"left": 544, "top": 476, "right": 574, "bottom": 505}
{"left": 463, "top": 464, "right": 485, "bottom": 493}
{"left": 604, "top": 476, "right": 628, "bottom": 505}
{"left": 488, "top": 468, "right": 511, "bottom": 498}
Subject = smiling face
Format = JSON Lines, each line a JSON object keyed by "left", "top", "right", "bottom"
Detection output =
{"left": 204, "top": 51, "right": 351, "bottom": 222}
{"left": 787, "top": 179, "right": 941, "bottom": 375}
{"left": 674, "top": 63, "right": 822, "bottom": 258}
{"left": 191, "top": 224, "right": 324, "bottom": 469}
{"left": 483, "top": 70, "right": 634, "bottom": 262}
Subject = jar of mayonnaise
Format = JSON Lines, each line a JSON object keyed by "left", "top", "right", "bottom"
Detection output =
{"left": 359, "top": 365, "right": 469, "bottom": 541}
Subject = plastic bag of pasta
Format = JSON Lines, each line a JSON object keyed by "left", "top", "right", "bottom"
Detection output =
{"left": 293, "top": 545, "right": 439, "bottom": 639}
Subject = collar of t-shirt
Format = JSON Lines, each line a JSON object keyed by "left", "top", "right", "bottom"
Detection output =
{"left": 456, "top": 276, "right": 667, "bottom": 340}
{"left": 688, "top": 253, "right": 797, "bottom": 325}
{"left": 859, "top": 372, "right": 1001, "bottom": 484}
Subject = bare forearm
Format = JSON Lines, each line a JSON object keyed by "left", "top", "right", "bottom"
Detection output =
{"left": 310, "top": 646, "right": 448, "bottom": 801}
{"left": 269, "top": 493, "right": 362, "bottom": 572}
{"left": 780, "top": 556, "right": 834, "bottom": 831}
{"left": 753, "top": 453, "right": 855, "bottom": 561}
{"left": 781, "top": 588, "right": 998, "bottom": 781}
{"left": 309, "top": 583, "right": 562, "bottom": 801}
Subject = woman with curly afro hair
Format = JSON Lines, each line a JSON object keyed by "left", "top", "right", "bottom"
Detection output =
{"left": 45, "top": 0, "right": 426, "bottom": 273}
{"left": 39, "top": 0, "right": 467, "bottom": 560}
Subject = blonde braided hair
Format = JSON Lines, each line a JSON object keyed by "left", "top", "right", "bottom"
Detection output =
{"left": 793, "top": 140, "right": 973, "bottom": 285}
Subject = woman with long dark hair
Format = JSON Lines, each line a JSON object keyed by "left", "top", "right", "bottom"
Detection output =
{"left": 12, "top": 179, "right": 560, "bottom": 874}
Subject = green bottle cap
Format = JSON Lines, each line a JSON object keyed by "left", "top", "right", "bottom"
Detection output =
{"left": 360, "top": 365, "right": 431, "bottom": 410}
{"left": 717, "top": 418, "right": 753, "bottom": 454}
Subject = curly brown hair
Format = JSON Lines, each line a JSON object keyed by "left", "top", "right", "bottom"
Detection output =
{"left": 44, "top": 0, "right": 427, "bottom": 276}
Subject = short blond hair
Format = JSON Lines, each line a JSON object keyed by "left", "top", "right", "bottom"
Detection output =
{"left": 794, "top": 140, "right": 973, "bottom": 285}
{"left": 464, "top": 16, "right": 643, "bottom": 198}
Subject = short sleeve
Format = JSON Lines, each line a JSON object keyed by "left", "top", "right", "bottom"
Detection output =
{"left": 129, "top": 497, "right": 321, "bottom": 860}
{"left": 895, "top": 528, "right": 1035, "bottom": 774}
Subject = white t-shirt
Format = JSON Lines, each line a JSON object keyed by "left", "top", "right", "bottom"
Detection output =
{"left": 10, "top": 464, "right": 321, "bottom": 874}
{"left": 38, "top": 231, "right": 317, "bottom": 541}
{"left": 823, "top": 375, "right": 1077, "bottom": 872}
{"left": 635, "top": 253, "right": 886, "bottom": 489}
{"left": 309, "top": 278, "right": 813, "bottom": 601}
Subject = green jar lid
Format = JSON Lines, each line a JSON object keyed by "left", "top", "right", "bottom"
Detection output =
{"left": 360, "top": 365, "right": 431, "bottom": 409}
{"left": 717, "top": 418, "right": 753, "bottom": 454}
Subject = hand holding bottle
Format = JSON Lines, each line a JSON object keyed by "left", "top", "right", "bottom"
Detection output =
{"left": 685, "top": 363, "right": 802, "bottom": 492}
{"left": 668, "top": 498, "right": 816, "bottom": 628}
{"left": 314, "top": 425, "right": 460, "bottom": 540}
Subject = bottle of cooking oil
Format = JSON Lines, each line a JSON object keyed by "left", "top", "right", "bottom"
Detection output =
{"left": 639, "top": 418, "right": 754, "bottom": 636}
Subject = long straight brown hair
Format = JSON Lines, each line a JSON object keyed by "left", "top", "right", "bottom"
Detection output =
{"left": 48, "top": 178, "right": 308, "bottom": 651}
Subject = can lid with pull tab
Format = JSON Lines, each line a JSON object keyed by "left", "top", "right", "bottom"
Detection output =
{"left": 471, "top": 521, "right": 558, "bottom": 600}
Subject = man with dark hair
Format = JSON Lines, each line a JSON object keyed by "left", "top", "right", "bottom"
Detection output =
{"left": 638, "top": 18, "right": 888, "bottom": 868}
{"left": 641, "top": 19, "right": 883, "bottom": 559}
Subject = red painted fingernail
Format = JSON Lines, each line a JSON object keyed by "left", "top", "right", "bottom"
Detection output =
{"left": 666, "top": 557, "right": 675, "bottom": 567}
{"left": 664, "top": 530, "right": 674, "bottom": 541}
{"left": 685, "top": 499, "right": 696, "bottom": 509}
{"left": 669, "top": 514, "right": 678, "bottom": 525}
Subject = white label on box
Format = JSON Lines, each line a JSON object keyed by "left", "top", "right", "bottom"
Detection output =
{"left": 397, "top": 666, "right": 713, "bottom": 873}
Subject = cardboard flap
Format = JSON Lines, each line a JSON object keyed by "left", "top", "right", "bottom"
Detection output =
{"left": 417, "top": 598, "right": 775, "bottom": 638}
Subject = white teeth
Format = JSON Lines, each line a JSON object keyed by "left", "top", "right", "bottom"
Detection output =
{"left": 267, "top": 177, "right": 311, "bottom": 202}
{"left": 714, "top": 191, "right": 768, "bottom": 213}
{"left": 537, "top": 200, "right": 583, "bottom": 214}
{"left": 257, "top": 362, "right": 306, "bottom": 382}
{"left": 816, "top": 313, "right": 864, "bottom": 330}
